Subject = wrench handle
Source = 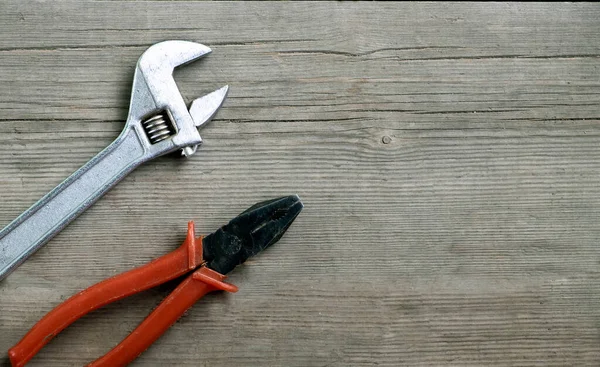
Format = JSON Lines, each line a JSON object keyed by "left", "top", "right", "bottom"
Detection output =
{"left": 0, "top": 127, "right": 147, "bottom": 280}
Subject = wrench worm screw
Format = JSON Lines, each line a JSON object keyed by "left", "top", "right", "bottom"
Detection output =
{"left": 142, "top": 111, "right": 176, "bottom": 144}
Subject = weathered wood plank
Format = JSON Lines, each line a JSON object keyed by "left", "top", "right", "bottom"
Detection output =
{"left": 1, "top": 2, "right": 599, "bottom": 366}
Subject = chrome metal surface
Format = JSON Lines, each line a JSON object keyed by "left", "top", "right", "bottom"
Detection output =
{"left": 0, "top": 40, "right": 228, "bottom": 280}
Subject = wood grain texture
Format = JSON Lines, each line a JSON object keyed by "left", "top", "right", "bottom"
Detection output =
{"left": 1, "top": 1, "right": 600, "bottom": 366}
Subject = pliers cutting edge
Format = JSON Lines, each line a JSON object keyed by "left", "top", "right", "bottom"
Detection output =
{"left": 8, "top": 195, "right": 303, "bottom": 366}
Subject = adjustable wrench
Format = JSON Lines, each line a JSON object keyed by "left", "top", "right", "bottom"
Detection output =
{"left": 0, "top": 40, "right": 229, "bottom": 280}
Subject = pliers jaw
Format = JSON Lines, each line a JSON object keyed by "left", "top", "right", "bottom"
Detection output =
{"left": 203, "top": 195, "right": 304, "bottom": 275}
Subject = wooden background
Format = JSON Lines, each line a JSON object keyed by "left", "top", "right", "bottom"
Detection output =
{"left": 1, "top": 2, "right": 599, "bottom": 366}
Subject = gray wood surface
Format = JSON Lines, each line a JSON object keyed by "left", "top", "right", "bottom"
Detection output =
{"left": 1, "top": 2, "right": 599, "bottom": 366}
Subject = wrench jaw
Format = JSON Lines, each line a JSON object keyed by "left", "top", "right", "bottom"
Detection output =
{"left": 137, "top": 40, "right": 212, "bottom": 73}
{"left": 124, "top": 40, "right": 227, "bottom": 159}
{"left": 181, "top": 85, "right": 230, "bottom": 157}
{"left": 189, "top": 85, "right": 229, "bottom": 130}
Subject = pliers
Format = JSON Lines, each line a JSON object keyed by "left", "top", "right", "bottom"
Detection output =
{"left": 8, "top": 195, "right": 303, "bottom": 367}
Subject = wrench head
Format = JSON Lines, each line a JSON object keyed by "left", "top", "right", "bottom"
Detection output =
{"left": 126, "top": 41, "right": 227, "bottom": 157}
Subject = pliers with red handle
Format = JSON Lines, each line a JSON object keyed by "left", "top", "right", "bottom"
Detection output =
{"left": 8, "top": 195, "right": 303, "bottom": 367}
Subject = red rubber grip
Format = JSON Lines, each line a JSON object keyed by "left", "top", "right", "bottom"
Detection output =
{"left": 88, "top": 267, "right": 237, "bottom": 367}
{"left": 8, "top": 222, "right": 203, "bottom": 367}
